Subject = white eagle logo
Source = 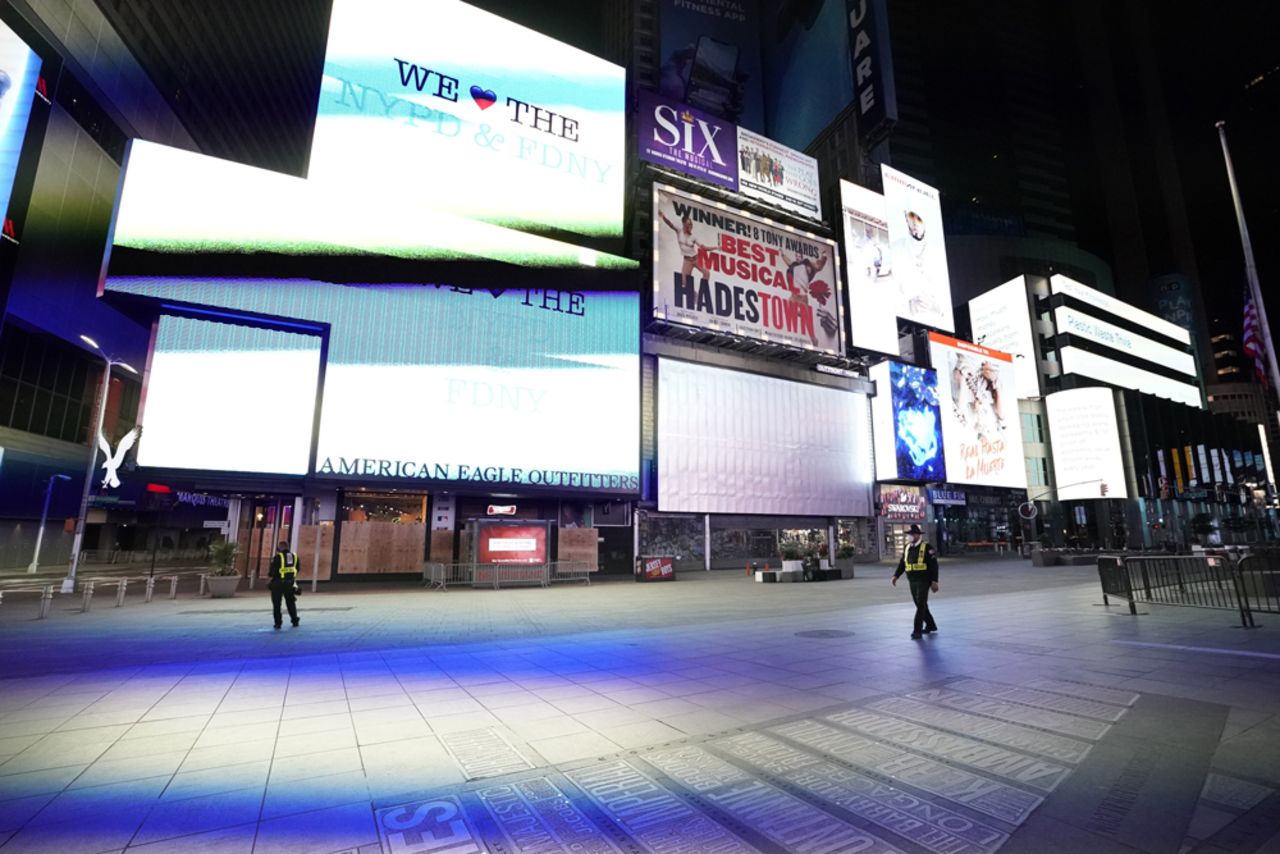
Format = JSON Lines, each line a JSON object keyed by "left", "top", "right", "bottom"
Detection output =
{"left": 97, "top": 428, "right": 140, "bottom": 489}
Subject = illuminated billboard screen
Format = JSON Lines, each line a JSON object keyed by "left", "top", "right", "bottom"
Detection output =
{"left": 870, "top": 361, "right": 945, "bottom": 482}
{"left": 0, "top": 19, "right": 40, "bottom": 221}
{"left": 652, "top": 183, "right": 842, "bottom": 355}
{"left": 112, "top": 281, "right": 641, "bottom": 493}
{"left": 881, "top": 165, "right": 954, "bottom": 333}
{"left": 657, "top": 358, "right": 873, "bottom": 516}
{"left": 1045, "top": 387, "right": 1128, "bottom": 500}
{"left": 138, "top": 316, "right": 322, "bottom": 475}
{"left": 840, "top": 179, "right": 897, "bottom": 355}
{"left": 927, "top": 332, "right": 1026, "bottom": 489}
{"left": 110, "top": 0, "right": 630, "bottom": 271}
{"left": 968, "top": 277, "right": 1040, "bottom": 399}
{"left": 1058, "top": 347, "right": 1201, "bottom": 409}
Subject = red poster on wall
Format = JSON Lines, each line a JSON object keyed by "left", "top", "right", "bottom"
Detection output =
{"left": 636, "top": 555, "right": 676, "bottom": 582}
{"left": 476, "top": 522, "right": 548, "bottom": 565}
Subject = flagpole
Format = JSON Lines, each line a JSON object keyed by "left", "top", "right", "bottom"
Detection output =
{"left": 1216, "top": 121, "right": 1280, "bottom": 394}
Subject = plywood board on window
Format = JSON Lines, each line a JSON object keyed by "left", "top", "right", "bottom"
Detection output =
{"left": 557, "top": 528, "right": 599, "bottom": 570}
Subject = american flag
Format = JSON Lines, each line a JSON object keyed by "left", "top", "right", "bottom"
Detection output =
{"left": 1243, "top": 291, "right": 1267, "bottom": 386}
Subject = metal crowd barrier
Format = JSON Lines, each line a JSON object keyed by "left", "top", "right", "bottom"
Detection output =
{"left": 1097, "top": 552, "right": 1274, "bottom": 628}
{"left": 424, "top": 561, "right": 595, "bottom": 591}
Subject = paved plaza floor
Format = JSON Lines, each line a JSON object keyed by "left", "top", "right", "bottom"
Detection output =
{"left": 0, "top": 558, "right": 1278, "bottom": 853}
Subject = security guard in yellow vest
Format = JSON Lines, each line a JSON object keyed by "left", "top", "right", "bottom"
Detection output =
{"left": 268, "top": 540, "right": 300, "bottom": 629}
{"left": 892, "top": 524, "right": 939, "bottom": 639}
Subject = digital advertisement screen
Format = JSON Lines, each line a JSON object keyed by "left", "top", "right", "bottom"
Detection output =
{"left": 658, "top": 0, "right": 764, "bottom": 131}
{"left": 1054, "top": 305, "right": 1197, "bottom": 377}
{"left": 1050, "top": 275, "right": 1192, "bottom": 345}
{"left": 840, "top": 179, "right": 898, "bottom": 355}
{"left": 110, "top": 0, "right": 631, "bottom": 271}
{"left": 1058, "top": 346, "right": 1202, "bottom": 409}
{"left": 108, "top": 280, "right": 641, "bottom": 493}
{"left": 652, "top": 184, "right": 842, "bottom": 355}
{"left": 736, "top": 126, "right": 821, "bottom": 220}
{"left": 1045, "top": 387, "right": 1128, "bottom": 500}
{"left": 138, "top": 316, "right": 321, "bottom": 475}
{"left": 968, "top": 277, "right": 1041, "bottom": 399}
{"left": 0, "top": 19, "right": 40, "bottom": 222}
{"left": 881, "top": 165, "right": 955, "bottom": 333}
{"left": 476, "top": 522, "right": 548, "bottom": 564}
{"left": 761, "top": 0, "right": 853, "bottom": 151}
{"left": 657, "top": 358, "right": 873, "bottom": 516}
{"left": 870, "top": 360, "right": 945, "bottom": 482}
{"left": 928, "top": 332, "right": 1026, "bottom": 489}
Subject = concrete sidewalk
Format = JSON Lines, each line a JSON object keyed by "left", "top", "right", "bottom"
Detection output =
{"left": 0, "top": 560, "right": 1277, "bottom": 853}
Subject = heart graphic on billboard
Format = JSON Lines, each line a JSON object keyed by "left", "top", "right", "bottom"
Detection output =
{"left": 469, "top": 85, "right": 497, "bottom": 110}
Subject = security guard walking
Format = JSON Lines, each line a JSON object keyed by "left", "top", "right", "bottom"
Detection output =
{"left": 268, "top": 540, "right": 301, "bottom": 629}
{"left": 892, "top": 524, "right": 939, "bottom": 639}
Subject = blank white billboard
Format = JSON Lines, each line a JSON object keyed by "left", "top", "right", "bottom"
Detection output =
{"left": 139, "top": 317, "right": 321, "bottom": 474}
{"left": 1058, "top": 346, "right": 1201, "bottom": 408}
{"left": 657, "top": 358, "right": 873, "bottom": 516}
{"left": 1045, "top": 387, "right": 1128, "bottom": 500}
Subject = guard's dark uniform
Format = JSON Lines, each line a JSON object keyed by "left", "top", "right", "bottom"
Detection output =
{"left": 268, "top": 548, "right": 300, "bottom": 628}
{"left": 894, "top": 540, "right": 939, "bottom": 637}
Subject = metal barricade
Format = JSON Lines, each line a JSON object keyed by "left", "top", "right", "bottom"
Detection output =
{"left": 472, "top": 563, "right": 548, "bottom": 589}
{"left": 548, "top": 561, "right": 592, "bottom": 585}
{"left": 423, "top": 562, "right": 474, "bottom": 591}
{"left": 1097, "top": 553, "right": 1256, "bottom": 628}
{"left": 1237, "top": 552, "right": 1280, "bottom": 618}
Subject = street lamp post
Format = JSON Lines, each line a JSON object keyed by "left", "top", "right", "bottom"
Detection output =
{"left": 61, "top": 335, "right": 136, "bottom": 594}
{"left": 27, "top": 474, "right": 72, "bottom": 573}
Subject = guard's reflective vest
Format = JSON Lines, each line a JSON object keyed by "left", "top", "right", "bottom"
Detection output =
{"left": 276, "top": 552, "right": 298, "bottom": 579}
{"left": 902, "top": 541, "right": 930, "bottom": 572}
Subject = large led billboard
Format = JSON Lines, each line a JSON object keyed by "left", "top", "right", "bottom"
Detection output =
{"left": 1058, "top": 347, "right": 1201, "bottom": 409}
{"left": 840, "top": 180, "right": 897, "bottom": 355}
{"left": 110, "top": 0, "right": 630, "bottom": 270}
{"left": 109, "top": 282, "right": 641, "bottom": 493}
{"left": 138, "top": 317, "right": 322, "bottom": 475}
{"left": 870, "top": 360, "right": 945, "bottom": 482}
{"left": 0, "top": 19, "right": 40, "bottom": 222}
{"left": 657, "top": 358, "right": 873, "bottom": 516}
{"left": 1050, "top": 275, "right": 1191, "bottom": 346}
{"left": 652, "top": 184, "right": 842, "bottom": 355}
{"left": 928, "top": 332, "right": 1026, "bottom": 489}
{"left": 1045, "top": 387, "right": 1127, "bottom": 500}
{"left": 881, "top": 165, "right": 954, "bottom": 333}
{"left": 1054, "top": 307, "right": 1196, "bottom": 377}
{"left": 968, "top": 277, "right": 1040, "bottom": 399}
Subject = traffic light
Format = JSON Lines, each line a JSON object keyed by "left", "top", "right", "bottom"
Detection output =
{"left": 1100, "top": 482, "right": 1109, "bottom": 496}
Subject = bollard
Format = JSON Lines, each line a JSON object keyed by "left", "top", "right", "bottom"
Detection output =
{"left": 39, "top": 585, "right": 53, "bottom": 619}
{"left": 169, "top": 576, "right": 179, "bottom": 599}
{"left": 115, "top": 579, "right": 128, "bottom": 607}
{"left": 82, "top": 581, "right": 95, "bottom": 613}
{"left": 145, "top": 577, "right": 156, "bottom": 603}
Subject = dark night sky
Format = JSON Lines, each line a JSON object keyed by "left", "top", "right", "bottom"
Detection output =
{"left": 1151, "top": 0, "right": 1280, "bottom": 328}
{"left": 472, "top": 1, "right": 1279, "bottom": 331}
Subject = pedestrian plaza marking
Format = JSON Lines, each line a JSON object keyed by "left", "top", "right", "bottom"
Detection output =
{"left": 441, "top": 728, "right": 533, "bottom": 780}
{"left": 864, "top": 697, "right": 1093, "bottom": 765}
{"left": 946, "top": 679, "right": 1129, "bottom": 722}
{"left": 377, "top": 795, "right": 483, "bottom": 854}
{"left": 716, "top": 731, "right": 1009, "bottom": 854}
{"left": 968, "top": 640, "right": 1053, "bottom": 656}
{"left": 567, "top": 760, "right": 757, "bottom": 853}
{"left": 1112, "top": 640, "right": 1280, "bottom": 661}
{"left": 794, "top": 630, "right": 856, "bottom": 638}
{"left": 179, "top": 606, "right": 355, "bottom": 614}
{"left": 1085, "top": 745, "right": 1159, "bottom": 836}
{"left": 472, "top": 777, "right": 626, "bottom": 853}
{"left": 824, "top": 709, "right": 1070, "bottom": 792}
{"left": 1200, "top": 773, "right": 1274, "bottom": 812}
{"left": 1023, "top": 678, "right": 1139, "bottom": 707}
{"left": 770, "top": 719, "right": 1044, "bottom": 825}
{"left": 905, "top": 689, "right": 1111, "bottom": 741}
{"left": 645, "top": 745, "right": 905, "bottom": 854}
